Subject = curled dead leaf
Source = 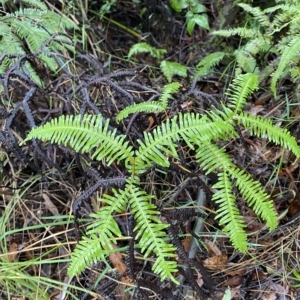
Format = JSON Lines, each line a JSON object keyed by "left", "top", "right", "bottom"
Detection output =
{"left": 203, "top": 254, "right": 228, "bottom": 271}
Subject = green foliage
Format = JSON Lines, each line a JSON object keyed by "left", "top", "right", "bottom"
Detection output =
{"left": 168, "top": 0, "right": 209, "bottom": 34}
{"left": 116, "top": 82, "right": 182, "bottom": 122}
{"left": 160, "top": 60, "right": 188, "bottom": 82}
{"left": 159, "top": 82, "right": 182, "bottom": 106}
{"left": 211, "top": 1, "right": 300, "bottom": 96}
{"left": 128, "top": 42, "right": 188, "bottom": 82}
{"left": 196, "top": 52, "right": 226, "bottom": 77}
{"left": 98, "top": 0, "right": 117, "bottom": 18}
{"left": 128, "top": 42, "right": 167, "bottom": 60}
{"left": 0, "top": 0, "right": 77, "bottom": 84}
{"left": 23, "top": 72, "right": 300, "bottom": 282}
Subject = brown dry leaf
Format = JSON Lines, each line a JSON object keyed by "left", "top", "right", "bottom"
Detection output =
{"left": 8, "top": 242, "right": 18, "bottom": 262}
{"left": 204, "top": 240, "right": 222, "bottom": 256}
{"left": 145, "top": 116, "right": 154, "bottom": 132}
{"left": 109, "top": 246, "right": 132, "bottom": 300}
{"left": 109, "top": 245, "right": 132, "bottom": 284}
{"left": 217, "top": 286, "right": 241, "bottom": 300}
{"left": 255, "top": 91, "right": 272, "bottom": 105}
{"left": 42, "top": 193, "right": 60, "bottom": 216}
{"left": 222, "top": 276, "right": 242, "bottom": 287}
{"left": 182, "top": 235, "right": 191, "bottom": 252}
{"left": 263, "top": 294, "right": 277, "bottom": 300}
{"left": 229, "top": 286, "right": 241, "bottom": 299}
{"left": 224, "top": 266, "right": 245, "bottom": 276}
{"left": 195, "top": 269, "right": 204, "bottom": 287}
{"left": 289, "top": 189, "right": 300, "bottom": 216}
{"left": 249, "top": 104, "right": 265, "bottom": 116}
{"left": 203, "top": 254, "right": 227, "bottom": 271}
{"left": 243, "top": 216, "right": 265, "bottom": 232}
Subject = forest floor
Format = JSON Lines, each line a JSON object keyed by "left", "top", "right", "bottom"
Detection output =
{"left": 1, "top": 1, "right": 300, "bottom": 300}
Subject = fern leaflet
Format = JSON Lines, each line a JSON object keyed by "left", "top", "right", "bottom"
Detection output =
{"left": 160, "top": 60, "right": 188, "bottom": 82}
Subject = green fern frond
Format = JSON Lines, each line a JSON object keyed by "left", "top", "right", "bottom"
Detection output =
{"left": 135, "top": 119, "right": 179, "bottom": 172}
{"left": 116, "top": 82, "right": 182, "bottom": 122}
{"left": 8, "top": 0, "right": 48, "bottom": 10}
{"left": 243, "top": 37, "right": 272, "bottom": 56}
{"left": 196, "top": 52, "right": 226, "bottom": 77}
{"left": 116, "top": 102, "right": 166, "bottom": 123}
{"left": 159, "top": 82, "right": 182, "bottom": 107}
{"left": 234, "top": 49, "right": 258, "bottom": 74}
{"left": 271, "top": 35, "right": 300, "bottom": 96}
{"left": 266, "top": 4, "right": 299, "bottom": 34}
{"left": 235, "top": 112, "right": 300, "bottom": 158}
{"left": 68, "top": 182, "right": 130, "bottom": 277}
{"left": 16, "top": 8, "right": 77, "bottom": 30}
{"left": 231, "top": 168, "right": 277, "bottom": 229}
{"left": 160, "top": 60, "right": 188, "bottom": 83}
{"left": 128, "top": 183, "right": 178, "bottom": 283}
{"left": 225, "top": 73, "right": 259, "bottom": 117}
{"left": 0, "top": 6, "right": 77, "bottom": 82}
{"left": 238, "top": 3, "right": 270, "bottom": 26}
{"left": 67, "top": 234, "right": 118, "bottom": 277}
{"left": 212, "top": 28, "right": 259, "bottom": 39}
{"left": 128, "top": 42, "right": 167, "bottom": 60}
{"left": 213, "top": 172, "right": 247, "bottom": 251}
{"left": 134, "top": 113, "right": 236, "bottom": 174}
{"left": 22, "top": 114, "right": 135, "bottom": 165}
{"left": 195, "top": 142, "right": 233, "bottom": 174}
{"left": 195, "top": 141, "right": 277, "bottom": 251}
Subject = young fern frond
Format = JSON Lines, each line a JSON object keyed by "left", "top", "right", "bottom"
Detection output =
{"left": 128, "top": 42, "right": 167, "bottom": 60}
{"left": 128, "top": 181, "right": 178, "bottom": 282}
{"left": 116, "top": 102, "right": 166, "bottom": 123}
{"left": 212, "top": 172, "right": 247, "bottom": 251}
{"left": 271, "top": 35, "right": 300, "bottom": 96}
{"left": 134, "top": 113, "right": 236, "bottom": 174}
{"left": 160, "top": 60, "right": 188, "bottom": 82}
{"left": 195, "top": 141, "right": 277, "bottom": 250}
{"left": 212, "top": 28, "right": 259, "bottom": 39}
{"left": 225, "top": 73, "right": 259, "bottom": 117}
{"left": 116, "top": 82, "right": 182, "bottom": 122}
{"left": 159, "top": 82, "right": 182, "bottom": 107}
{"left": 68, "top": 183, "right": 130, "bottom": 277}
{"left": 238, "top": 3, "right": 270, "bottom": 26}
{"left": 234, "top": 112, "right": 300, "bottom": 158}
{"left": 231, "top": 169, "right": 277, "bottom": 229}
{"left": 22, "top": 114, "right": 135, "bottom": 165}
{"left": 196, "top": 52, "right": 226, "bottom": 77}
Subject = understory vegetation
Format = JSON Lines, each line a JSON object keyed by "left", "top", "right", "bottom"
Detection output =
{"left": 1, "top": 0, "right": 300, "bottom": 299}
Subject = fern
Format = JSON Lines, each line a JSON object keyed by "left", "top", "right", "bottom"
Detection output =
{"left": 159, "top": 82, "right": 182, "bottom": 107}
{"left": 128, "top": 42, "right": 167, "bottom": 60}
{"left": 116, "top": 102, "right": 166, "bottom": 123}
{"left": 271, "top": 35, "right": 300, "bottom": 96}
{"left": 211, "top": 1, "right": 300, "bottom": 96}
{"left": 212, "top": 28, "right": 260, "bottom": 39}
{"left": 24, "top": 114, "right": 135, "bottom": 165}
{"left": 0, "top": 2, "right": 77, "bottom": 82}
{"left": 196, "top": 52, "right": 226, "bottom": 77}
{"left": 23, "top": 72, "right": 300, "bottom": 283}
{"left": 234, "top": 113, "right": 300, "bottom": 157}
{"left": 116, "top": 82, "right": 182, "bottom": 122}
{"left": 68, "top": 182, "right": 131, "bottom": 276}
{"left": 226, "top": 73, "right": 259, "bottom": 116}
{"left": 238, "top": 3, "right": 270, "bottom": 27}
{"left": 212, "top": 172, "right": 247, "bottom": 251}
{"left": 160, "top": 60, "right": 188, "bottom": 82}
